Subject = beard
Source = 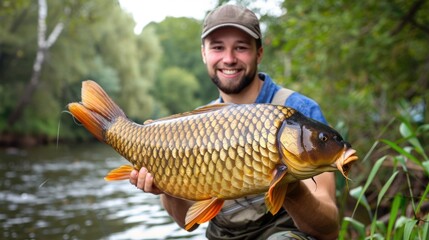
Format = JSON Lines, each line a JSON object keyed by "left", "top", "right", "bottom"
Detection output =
{"left": 210, "top": 68, "right": 258, "bottom": 95}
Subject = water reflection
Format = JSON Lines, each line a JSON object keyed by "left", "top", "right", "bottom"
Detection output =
{"left": 0, "top": 143, "right": 207, "bottom": 239}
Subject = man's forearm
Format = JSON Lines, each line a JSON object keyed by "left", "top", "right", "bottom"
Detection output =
{"left": 283, "top": 175, "right": 339, "bottom": 240}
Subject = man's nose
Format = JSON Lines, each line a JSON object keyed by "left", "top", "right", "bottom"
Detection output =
{"left": 223, "top": 49, "right": 237, "bottom": 65}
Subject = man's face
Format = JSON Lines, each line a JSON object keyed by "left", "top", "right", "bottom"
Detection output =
{"left": 201, "top": 27, "right": 263, "bottom": 94}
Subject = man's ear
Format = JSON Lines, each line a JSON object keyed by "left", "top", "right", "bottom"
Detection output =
{"left": 201, "top": 44, "right": 207, "bottom": 64}
{"left": 257, "top": 46, "right": 264, "bottom": 64}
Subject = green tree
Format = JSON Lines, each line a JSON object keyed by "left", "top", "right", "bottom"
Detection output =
{"left": 154, "top": 67, "right": 202, "bottom": 116}
{"left": 148, "top": 17, "right": 218, "bottom": 106}
{"left": 0, "top": 0, "right": 161, "bottom": 141}
{"left": 5, "top": 0, "right": 64, "bottom": 127}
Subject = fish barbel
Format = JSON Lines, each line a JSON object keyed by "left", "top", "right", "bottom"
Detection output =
{"left": 68, "top": 80, "right": 358, "bottom": 230}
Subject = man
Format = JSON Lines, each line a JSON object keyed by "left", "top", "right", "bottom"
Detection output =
{"left": 130, "top": 4, "right": 339, "bottom": 240}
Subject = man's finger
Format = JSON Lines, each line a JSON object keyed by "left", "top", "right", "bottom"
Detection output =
{"left": 137, "top": 168, "right": 148, "bottom": 190}
{"left": 145, "top": 173, "right": 154, "bottom": 192}
{"left": 129, "top": 169, "right": 138, "bottom": 185}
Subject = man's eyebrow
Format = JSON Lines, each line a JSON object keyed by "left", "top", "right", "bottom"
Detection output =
{"left": 236, "top": 40, "right": 252, "bottom": 44}
{"left": 208, "top": 39, "right": 223, "bottom": 44}
{"left": 207, "top": 39, "right": 252, "bottom": 45}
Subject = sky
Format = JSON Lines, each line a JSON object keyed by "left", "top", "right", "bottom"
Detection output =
{"left": 118, "top": 0, "right": 283, "bottom": 34}
{"left": 119, "top": 0, "right": 218, "bottom": 34}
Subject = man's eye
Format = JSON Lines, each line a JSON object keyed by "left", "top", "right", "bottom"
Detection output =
{"left": 235, "top": 46, "right": 250, "bottom": 52}
{"left": 211, "top": 46, "right": 223, "bottom": 50}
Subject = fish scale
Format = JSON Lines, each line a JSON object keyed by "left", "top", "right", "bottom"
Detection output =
{"left": 104, "top": 104, "right": 291, "bottom": 200}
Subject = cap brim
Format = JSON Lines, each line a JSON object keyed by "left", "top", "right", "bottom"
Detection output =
{"left": 201, "top": 23, "right": 260, "bottom": 39}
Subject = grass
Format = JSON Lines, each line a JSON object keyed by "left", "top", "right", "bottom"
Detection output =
{"left": 338, "top": 102, "right": 429, "bottom": 239}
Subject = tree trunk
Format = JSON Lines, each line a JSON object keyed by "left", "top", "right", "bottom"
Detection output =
{"left": 7, "top": 0, "right": 63, "bottom": 127}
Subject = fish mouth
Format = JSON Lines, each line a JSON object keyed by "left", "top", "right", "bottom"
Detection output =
{"left": 334, "top": 147, "right": 358, "bottom": 179}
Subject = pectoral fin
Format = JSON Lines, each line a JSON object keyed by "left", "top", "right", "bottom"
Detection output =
{"left": 265, "top": 165, "right": 289, "bottom": 215}
{"left": 104, "top": 165, "right": 134, "bottom": 181}
{"left": 185, "top": 198, "right": 224, "bottom": 231}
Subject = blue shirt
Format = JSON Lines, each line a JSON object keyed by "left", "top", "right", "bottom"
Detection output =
{"left": 215, "top": 72, "right": 328, "bottom": 124}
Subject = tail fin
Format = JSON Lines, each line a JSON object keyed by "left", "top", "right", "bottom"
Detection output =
{"left": 68, "top": 80, "right": 126, "bottom": 141}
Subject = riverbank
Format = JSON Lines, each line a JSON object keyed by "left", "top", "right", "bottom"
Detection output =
{"left": 0, "top": 133, "right": 90, "bottom": 148}
{"left": 0, "top": 133, "right": 52, "bottom": 147}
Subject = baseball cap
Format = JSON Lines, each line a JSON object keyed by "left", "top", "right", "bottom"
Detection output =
{"left": 201, "top": 4, "right": 262, "bottom": 39}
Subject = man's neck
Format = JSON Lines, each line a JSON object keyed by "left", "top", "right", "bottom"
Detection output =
{"left": 220, "top": 77, "right": 264, "bottom": 104}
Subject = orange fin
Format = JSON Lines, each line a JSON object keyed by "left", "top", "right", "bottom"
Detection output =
{"left": 80, "top": 80, "right": 125, "bottom": 120}
{"left": 68, "top": 80, "right": 126, "bottom": 142}
{"left": 68, "top": 103, "right": 106, "bottom": 141}
{"left": 143, "top": 119, "right": 154, "bottom": 124}
{"left": 104, "top": 165, "right": 134, "bottom": 181}
{"left": 185, "top": 198, "right": 224, "bottom": 231}
{"left": 265, "top": 165, "right": 289, "bottom": 215}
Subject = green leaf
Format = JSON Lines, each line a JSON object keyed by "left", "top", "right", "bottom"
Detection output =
{"left": 350, "top": 186, "right": 371, "bottom": 218}
{"left": 399, "top": 122, "right": 412, "bottom": 138}
{"left": 341, "top": 217, "right": 366, "bottom": 237}
{"left": 422, "top": 161, "right": 429, "bottom": 176}
{"left": 375, "top": 220, "right": 387, "bottom": 236}
{"left": 371, "top": 171, "right": 399, "bottom": 240}
{"left": 351, "top": 156, "right": 387, "bottom": 218}
{"left": 408, "top": 137, "right": 425, "bottom": 156}
{"left": 416, "top": 184, "right": 429, "bottom": 215}
{"left": 377, "top": 171, "right": 399, "bottom": 206}
{"left": 422, "top": 214, "right": 429, "bottom": 240}
{"left": 416, "top": 123, "right": 429, "bottom": 134}
{"left": 403, "top": 219, "right": 417, "bottom": 240}
{"left": 381, "top": 139, "right": 421, "bottom": 166}
{"left": 386, "top": 194, "right": 402, "bottom": 240}
{"left": 365, "top": 233, "right": 384, "bottom": 240}
{"left": 395, "top": 216, "right": 409, "bottom": 229}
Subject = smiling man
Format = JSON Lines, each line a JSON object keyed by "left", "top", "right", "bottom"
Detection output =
{"left": 130, "top": 4, "right": 339, "bottom": 240}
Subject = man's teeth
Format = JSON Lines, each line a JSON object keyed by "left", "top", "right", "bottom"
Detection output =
{"left": 223, "top": 69, "right": 238, "bottom": 75}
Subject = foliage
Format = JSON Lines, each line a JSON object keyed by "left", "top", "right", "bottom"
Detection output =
{"left": 262, "top": 0, "right": 429, "bottom": 153}
{"left": 153, "top": 67, "right": 202, "bottom": 117}
{"left": 339, "top": 104, "right": 429, "bottom": 239}
{"left": 257, "top": 3, "right": 429, "bottom": 237}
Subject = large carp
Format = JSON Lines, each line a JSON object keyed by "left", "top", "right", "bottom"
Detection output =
{"left": 68, "top": 80, "right": 358, "bottom": 231}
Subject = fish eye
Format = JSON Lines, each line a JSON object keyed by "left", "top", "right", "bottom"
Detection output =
{"left": 319, "top": 132, "right": 329, "bottom": 142}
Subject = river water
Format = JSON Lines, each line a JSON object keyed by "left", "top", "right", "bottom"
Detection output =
{"left": 0, "top": 143, "right": 207, "bottom": 240}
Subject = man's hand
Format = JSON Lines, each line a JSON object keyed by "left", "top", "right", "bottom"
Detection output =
{"left": 130, "top": 168, "right": 163, "bottom": 195}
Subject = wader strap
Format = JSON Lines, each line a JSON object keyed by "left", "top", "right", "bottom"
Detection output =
{"left": 271, "top": 88, "right": 294, "bottom": 105}
{"left": 213, "top": 87, "right": 294, "bottom": 105}
{"left": 213, "top": 98, "right": 221, "bottom": 104}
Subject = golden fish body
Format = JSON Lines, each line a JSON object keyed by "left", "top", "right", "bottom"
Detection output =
{"left": 68, "top": 80, "right": 358, "bottom": 230}
{"left": 106, "top": 104, "right": 293, "bottom": 200}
